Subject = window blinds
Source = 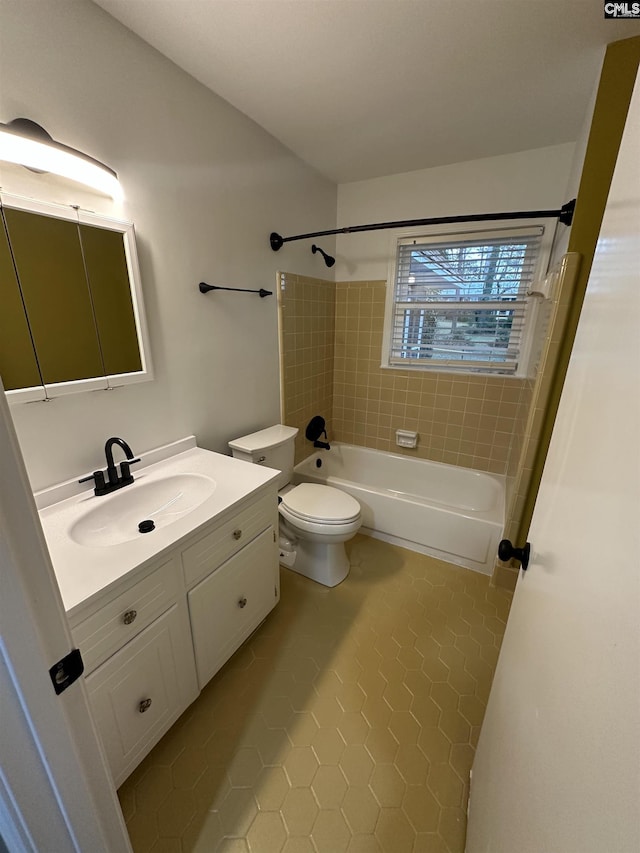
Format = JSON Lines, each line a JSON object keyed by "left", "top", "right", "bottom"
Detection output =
{"left": 390, "top": 227, "right": 544, "bottom": 373}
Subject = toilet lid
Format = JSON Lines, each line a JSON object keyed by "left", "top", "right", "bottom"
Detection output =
{"left": 281, "top": 483, "right": 360, "bottom": 524}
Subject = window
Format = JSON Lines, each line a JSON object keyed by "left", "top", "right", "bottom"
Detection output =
{"left": 383, "top": 225, "right": 550, "bottom": 376}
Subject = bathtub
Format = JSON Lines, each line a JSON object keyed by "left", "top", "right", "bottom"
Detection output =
{"left": 293, "top": 443, "right": 505, "bottom": 575}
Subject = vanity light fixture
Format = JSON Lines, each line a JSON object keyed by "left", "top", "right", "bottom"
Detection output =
{"left": 0, "top": 118, "right": 122, "bottom": 199}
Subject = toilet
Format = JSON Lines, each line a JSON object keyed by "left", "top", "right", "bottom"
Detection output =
{"left": 229, "top": 424, "right": 361, "bottom": 587}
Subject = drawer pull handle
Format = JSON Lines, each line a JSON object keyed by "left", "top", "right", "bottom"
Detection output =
{"left": 138, "top": 698, "right": 152, "bottom": 713}
{"left": 238, "top": 597, "right": 247, "bottom": 609}
{"left": 123, "top": 609, "right": 137, "bottom": 625}
{"left": 233, "top": 529, "right": 242, "bottom": 540}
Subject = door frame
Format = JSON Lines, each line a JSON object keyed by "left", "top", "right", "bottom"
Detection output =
{"left": 0, "top": 378, "right": 131, "bottom": 852}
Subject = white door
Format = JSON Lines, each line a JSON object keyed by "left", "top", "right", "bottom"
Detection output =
{"left": 466, "top": 71, "right": 640, "bottom": 852}
{"left": 0, "top": 381, "right": 131, "bottom": 852}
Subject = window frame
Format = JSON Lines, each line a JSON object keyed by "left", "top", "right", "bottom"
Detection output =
{"left": 381, "top": 219, "right": 556, "bottom": 378}
{"left": 0, "top": 192, "right": 153, "bottom": 404}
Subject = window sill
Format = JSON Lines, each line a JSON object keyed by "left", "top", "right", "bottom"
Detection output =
{"left": 379, "top": 362, "right": 533, "bottom": 380}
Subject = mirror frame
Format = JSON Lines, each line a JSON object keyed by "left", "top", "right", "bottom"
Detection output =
{"left": 0, "top": 192, "right": 153, "bottom": 404}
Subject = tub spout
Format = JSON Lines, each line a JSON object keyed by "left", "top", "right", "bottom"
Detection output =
{"left": 314, "top": 440, "right": 330, "bottom": 450}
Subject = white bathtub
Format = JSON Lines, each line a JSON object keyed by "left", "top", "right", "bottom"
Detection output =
{"left": 293, "top": 443, "right": 505, "bottom": 575}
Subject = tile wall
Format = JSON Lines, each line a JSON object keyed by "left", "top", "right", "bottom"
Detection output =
{"left": 278, "top": 273, "right": 336, "bottom": 463}
{"left": 332, "top": 281, "right": 532, "bottom": 479}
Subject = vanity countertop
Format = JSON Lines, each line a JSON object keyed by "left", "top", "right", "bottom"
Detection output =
{"left": 37, "top": 437, "right": 279, "bottom": 617}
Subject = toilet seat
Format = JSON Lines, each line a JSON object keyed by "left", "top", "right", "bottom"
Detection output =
{"left": 279, "top": 504, "right": 362, "bottom": 541}
{"left": 280, "top": 483, "right": 360, "bottom": 525}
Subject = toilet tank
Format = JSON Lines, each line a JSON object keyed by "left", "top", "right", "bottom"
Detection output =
{"left": 228, "top": 424, "right": 298, "bottom": 490}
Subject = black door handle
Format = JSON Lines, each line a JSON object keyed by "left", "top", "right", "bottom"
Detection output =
{"left": 498, "top": 539, "right": 531, "bottom": 571}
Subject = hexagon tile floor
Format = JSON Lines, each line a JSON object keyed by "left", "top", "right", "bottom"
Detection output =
{"left": 118, "top": 534, "right": 513, "bottom": 853}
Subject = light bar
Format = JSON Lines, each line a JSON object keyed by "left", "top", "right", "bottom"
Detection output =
{"left": 0, "top": 118, "right": 122, "bottom": 200}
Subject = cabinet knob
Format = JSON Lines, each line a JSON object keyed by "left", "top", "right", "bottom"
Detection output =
{"left": 238, "top": 597, "right": 247, "bottom": 609}
{"left": 138, "top": 698, "right": 152, "bottom": 713}
{"left": 233, "top": 529, "right": 242, "bottom": 540}
{"left": 123, "top": 609, "right": 137, "bottom": 625}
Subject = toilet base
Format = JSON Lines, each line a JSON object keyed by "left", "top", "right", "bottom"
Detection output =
{"left": 287, "top": 538, "right": 350, "bottom": 587}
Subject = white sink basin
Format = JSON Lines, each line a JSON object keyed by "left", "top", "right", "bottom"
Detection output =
{"left": 69, "top": 473, "right": 217, "bottom": 547}
{"left": 37, "top": 440, "right": 282, "bottom": 615}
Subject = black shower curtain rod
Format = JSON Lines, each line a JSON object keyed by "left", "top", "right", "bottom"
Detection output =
{"left": 269, "top": 199, "right": 576, "bottom": 252}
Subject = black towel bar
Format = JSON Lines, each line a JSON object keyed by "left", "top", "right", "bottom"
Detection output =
{"left": 199, "top": 282, "right": 272, "bottom": 298}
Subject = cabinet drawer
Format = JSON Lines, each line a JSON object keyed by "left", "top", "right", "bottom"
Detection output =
{"left": 72, "top": 554, "right": 181, "bottom": 674}
{"left": 182, "top": 490, "right": 276, "bottom": 589}
{"left": 188, "top": 526, "right": 278, "bottom": 688}
{"left": 85, "top": 602, "right": 198, "bottom": 787}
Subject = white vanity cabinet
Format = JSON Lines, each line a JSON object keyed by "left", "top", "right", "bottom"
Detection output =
{"left": 69, "top": 555, "right": 198, "bottom": 787}
{"left": 84, "top": 601, "right": 197, "bottom": 786}
{"left": 64, "top": 483, "right": 279, "bottom": 786}
{"left": 71, "top": 553, "right": 183, "bottom": 674}
{"left": 182, "top": 489, "right": 279, "bottom": 688}
{"left": 188, "top": 526, "right": 278, "bottom": 687}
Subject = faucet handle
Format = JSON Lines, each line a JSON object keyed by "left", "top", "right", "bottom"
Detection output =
{"left": 79, "top": 470, "right": 106, "bottom": 494}
{"left": 119, "top": 458, "right": 140, "bottom": 482}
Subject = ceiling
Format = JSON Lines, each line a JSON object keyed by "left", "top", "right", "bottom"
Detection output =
{"left": 93, "top": 0, "right": 640, "bottom": 184}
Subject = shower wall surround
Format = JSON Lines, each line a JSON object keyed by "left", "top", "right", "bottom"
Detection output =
{"left": 278, "top": 273, "right": 335, "bottom": 463}
{"left": 279, "top": 273, "right": 533, "bottom": 480}
{"left": 333, "top": 280, "right": 533, "bottom": 478}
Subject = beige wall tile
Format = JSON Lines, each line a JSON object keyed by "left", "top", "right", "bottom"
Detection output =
{"left": 279, "top": 272, "right": 336, "bottom": 463}
{"left": 328, "top": 281, "right": 532, "bottom": 479}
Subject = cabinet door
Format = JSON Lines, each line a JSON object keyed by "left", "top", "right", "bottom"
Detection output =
{"left": 72, "top": 554, "right": 182, "bottom": 675}
{"left": 3, "top": 208, "right": 105, "bottom": 384}
{"left": 79, "top": 223, "right": 142, "bottom": 377}
{"left": 188, "top": 527, "right": 278, "bottom": 688}
{"left": 0, "top": 199, "right": 150, "bottom": 402}
{"left": 85, "top": 602, "right": 198, "bottom": 787}
{"left": 182, "top": 490, "right": 276, "bottom": 588}
{"left": 0, "top": 216, "right": 43, "bottom": 393}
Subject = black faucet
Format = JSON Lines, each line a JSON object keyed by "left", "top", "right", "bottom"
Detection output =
{"left": 79, "top": 437, "right": 140, "bottom": 496}
{"left": 313, "top": 426, "right": 331, "bottom": 450}
{"left": 305, "top": 415, "right": 331, "bottom": 450}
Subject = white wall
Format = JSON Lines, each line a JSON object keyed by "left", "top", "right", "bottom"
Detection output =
{"left": 335, "top": 143, "right": 575, "bottom": 281}
{"left": 0, "top": 0, "right": 336, "bottom": 491}
{"left": 550, "top": 57, "right": 602, "bottom": 264}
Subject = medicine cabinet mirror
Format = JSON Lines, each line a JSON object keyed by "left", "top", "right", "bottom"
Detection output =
{"left": 0, "top": 193, "right": 152, "bottom": 403}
